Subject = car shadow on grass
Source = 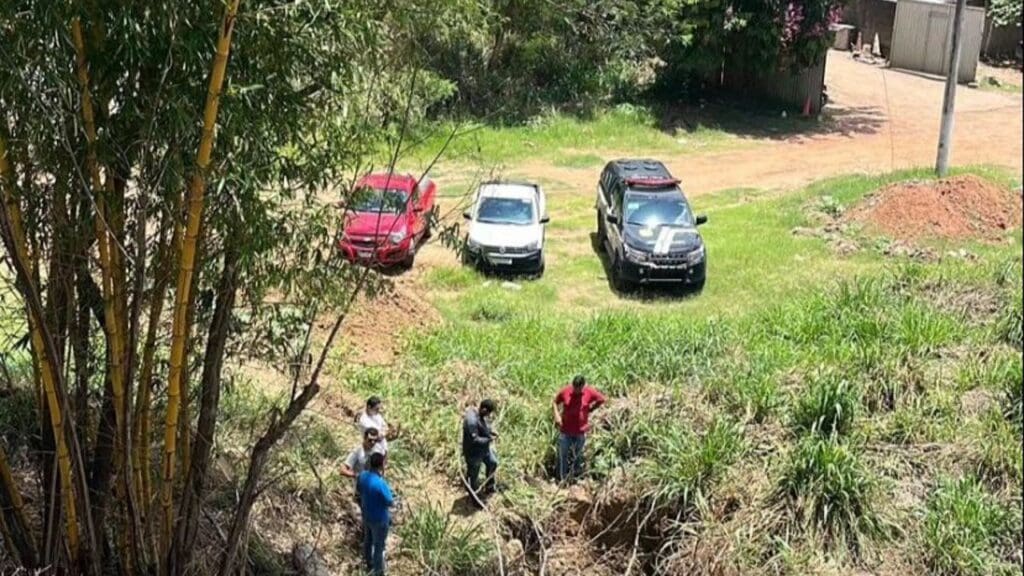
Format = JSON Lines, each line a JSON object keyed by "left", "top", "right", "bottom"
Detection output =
{"left": 589, "top": 232, "right": 703, "bottom": 302}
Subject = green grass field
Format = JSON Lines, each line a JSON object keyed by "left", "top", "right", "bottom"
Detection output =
{"left": 400, "top": 105, "right": 741, "bottom": 169}
{"left": 310, "top": 165, "right": 1023, "bottom": 574}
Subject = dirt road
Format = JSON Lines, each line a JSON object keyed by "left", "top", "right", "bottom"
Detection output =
{"left": 510, "top": 51, "right": 1023, "bottom": 198}
{"left": 670, "top": 51, "right": 1023, "bottom": 195}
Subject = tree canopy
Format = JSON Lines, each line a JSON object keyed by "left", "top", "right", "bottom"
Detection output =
{"left": 1, "top": 1, "right": 844, "bottom": 574}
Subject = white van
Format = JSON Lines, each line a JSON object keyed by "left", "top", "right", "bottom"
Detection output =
{"left": 462, "top": 181, "right": 549, "bottom": 276}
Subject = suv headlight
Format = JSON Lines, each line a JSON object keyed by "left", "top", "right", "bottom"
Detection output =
{"left": 388, "top": 230, "right": 407, "bottom": 245}
{"left": 525, "top": 240, "right": 541, "bottom": 251}
{"left": 623, "top": 243, "right": 648, "bottom": 263}
{"left": 466, "top": 237, "right": 481, "bottom": 252}
{"left": 685, "top": 245, "right": 706, "bottom": 264}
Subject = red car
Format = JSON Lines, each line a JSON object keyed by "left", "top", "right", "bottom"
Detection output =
{"left": 338, "top": 172, "right": 436, "bottom": 268}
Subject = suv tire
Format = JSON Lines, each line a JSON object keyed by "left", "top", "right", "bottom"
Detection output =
{"left": 595, "top": 212, "right": 607, "bottom": 252}
{"left": 610, "top": 254, "right": 633, "bottom": 293}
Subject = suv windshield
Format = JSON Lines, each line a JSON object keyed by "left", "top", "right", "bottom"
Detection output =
{"left": 476, "top": 197, "right": 535, "bottom": 225}
{"left": 351, "top": 188, "right": 408, "bottom": 214}
{"left": 623, "top": 191, "right": 694, "bottom": 227}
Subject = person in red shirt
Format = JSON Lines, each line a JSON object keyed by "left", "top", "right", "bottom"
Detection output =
{"left": 553, "top": 375, "right": 606, "bottom": 484}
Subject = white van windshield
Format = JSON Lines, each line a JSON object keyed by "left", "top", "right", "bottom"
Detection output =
{"left": 476, "top": 197, "right": 535, "bottom": 225}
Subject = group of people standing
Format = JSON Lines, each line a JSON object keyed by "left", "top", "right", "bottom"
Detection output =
{"left": 343, "top": 377, "right": 606, "bottom": 575}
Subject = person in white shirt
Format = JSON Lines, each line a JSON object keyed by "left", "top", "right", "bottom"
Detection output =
{"left": 341, "top": 427, "right": 381, "bottom": 481}
{"left": 358, "top": 396, "right": 396, "bottom": 455}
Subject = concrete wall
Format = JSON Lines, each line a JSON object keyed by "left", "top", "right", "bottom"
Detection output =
{"left": 843, "top": 0, "right": 898, "bottom": 55}
{"left": 890, "top": 0, "right": 986, "bottom": 82}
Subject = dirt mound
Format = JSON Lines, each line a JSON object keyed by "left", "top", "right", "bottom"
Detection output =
{"left": 341, "top": 278, "right": 441, "bottom": 365}
{"left": 846, "top": 175, "right": 1022, "bottom": 242}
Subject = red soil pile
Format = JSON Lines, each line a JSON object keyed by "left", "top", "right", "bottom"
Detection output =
{"left": 847, "top": 175, "right": 1022, "bottom": 242}
{"left": 340, "top": 279, "right": 440, "bottom": 365}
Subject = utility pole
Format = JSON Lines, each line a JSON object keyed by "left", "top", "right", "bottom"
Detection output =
{"left": 935, "top": 0, "right": 968, "bottom": 176}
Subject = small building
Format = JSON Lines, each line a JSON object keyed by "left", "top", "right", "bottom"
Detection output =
{"left": 844, "top": 0, "right": 1015, "bottom": 70}
{"left": 844, "top": 0, "right": 898, "bottom": 55}
{"left": 889, "top": 0, "right": 986, "bottom": 83}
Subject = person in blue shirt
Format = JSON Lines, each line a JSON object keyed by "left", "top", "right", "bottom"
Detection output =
{"left": 357, "top": 452, "right": 394, "bottom": 575}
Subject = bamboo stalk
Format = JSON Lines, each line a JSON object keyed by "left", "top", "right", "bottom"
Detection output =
{"left": 133, "top": 213, "right": 174, "bottom": 547}
{"left": 0, "top": 134, "right": 82, "bottom": 564}
{"left": 72, "top": 18, "right": 127, "bottom": 454}
{"left": 72, "top": 20, "right": 136, "bottom": 570}
{"left": 0, "top": 441, "right": 37, "bottom": 567}
{"left": 160, "top": 0, "right": 241, "bottom": 563}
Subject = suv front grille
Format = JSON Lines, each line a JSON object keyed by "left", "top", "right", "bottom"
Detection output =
{"left": 483, "top": 245, "right": 534, "bottom": 255}
{"left": 650, "top": 254, "right": 688, "bottom": 266}
{"left": 348, "top": 236, "right": 383, "bottom": 247}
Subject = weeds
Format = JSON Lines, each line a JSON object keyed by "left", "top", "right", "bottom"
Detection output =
{"left": 399, "top": 504, "right": 495, "bottom": 575}
{"left": 637, "top": 418, "right": 744, "bottom": 511}
{"left": 996, "top": 286, "right": 1022, "bottom": 348}
{"left": 970, "top": 409, "right": 1024, "bottom": 488}
{"left": 924, "top": 477, "right": 1018, "bottom": 575}
{"left": 792, "top": 372, "right": 858, "bottom": 438}
{"left": 777, "top": 437, "right": 886, "bottom": 555}
{"left": 705, "top": 361, "right": 782, "bottom": 424}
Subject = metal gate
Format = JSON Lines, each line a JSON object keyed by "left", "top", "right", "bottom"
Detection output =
{"left": 889, "top": 0, "right": 985, "bottom": 83}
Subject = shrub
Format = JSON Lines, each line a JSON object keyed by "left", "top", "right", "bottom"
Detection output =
{"left": 399, "top": 504, "right": 495, "bottom": 575}
{"left": 924, "top": 477, "right": 1018, "bottom": 575}
{"left": 792, "top": 372, "right": 858, "bottom": 438}
{"left": 777, "top": 437, "right": 884, "bottom": 554}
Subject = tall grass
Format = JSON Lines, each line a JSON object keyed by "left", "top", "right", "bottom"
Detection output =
{"left": 703, "top": 357, "right": 783, "bottom": 424}
{"left": 399, "top": 504, "right": 496, "bottom": 575}
{"left": 792, "top": 372, "right": 858, "bottom": 438}
{"left": 777, "top": 437, "right": 885, "bottom": 555}
{"left": 996, "top": 286, "right": 1022, "bottom": 349}
{"left": 970, "top": 409, "right": 1024, "bottom": 488}
{"left": 992, "top": 256, "right": 1022, "bottom": 349}
{"left": 637, "top": 418, "right": 745, "bottom": 511}
{"left": 924, "top": 477, "right": 1019, "bottom": 575}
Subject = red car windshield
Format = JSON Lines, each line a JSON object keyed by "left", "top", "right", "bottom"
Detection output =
{"left": 350, "top": 187, "right": 408, "bottom": 214}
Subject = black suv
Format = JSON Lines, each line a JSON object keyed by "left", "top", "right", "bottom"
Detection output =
{"left": 595, "top": 159, "right": 707, "bottom": 291}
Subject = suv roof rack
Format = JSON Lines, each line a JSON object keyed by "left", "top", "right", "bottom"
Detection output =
{"left": 625, "top": 177, "right": 679, "bottom": 188}
{"left": 608, "top": 159, "right": 676, "bottom": 184}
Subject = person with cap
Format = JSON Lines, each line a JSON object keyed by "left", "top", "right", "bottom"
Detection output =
{"left": 462, "top": 399, "right": 499, "bottom": 502}
{"left": 553, "top": 375, "right": 606, "bottom": 484}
